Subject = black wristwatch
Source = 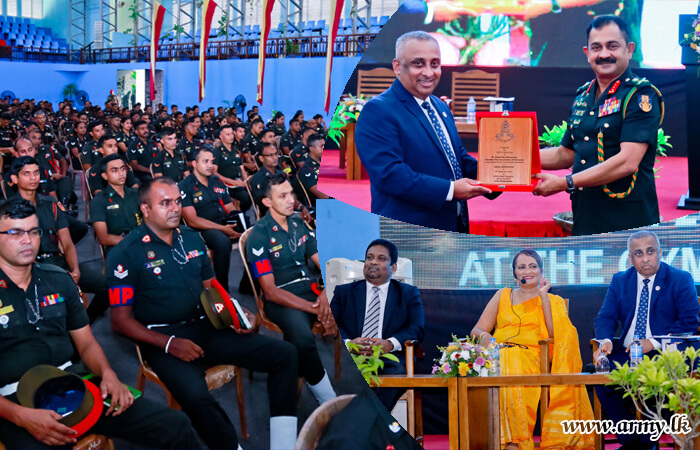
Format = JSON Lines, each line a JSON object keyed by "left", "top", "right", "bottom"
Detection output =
{"left": 565, "top": 174, "right": 576, "bottom": 194}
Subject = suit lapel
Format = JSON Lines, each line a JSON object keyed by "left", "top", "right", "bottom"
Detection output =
{"left": 356, "top": 281, "right": 368, "bottom": 336}
{"left": 622, "top": 269, "right": 638, "bottom": 335}
{"left": 392, "top": 80, "right": 448, "bottom": 162}
{"left": 649, "top": 263, "right": 666, "bottom": 313}
{"left": 383, "top": 280, "right": 398, "bottom": 332}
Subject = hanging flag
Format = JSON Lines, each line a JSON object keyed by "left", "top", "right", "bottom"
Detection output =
{"left": 150, "top": 0, "right": 166, "bottom": 102}
{"left": 256, "top": 0, "right": 275, "bottom": 104}
{"left": 199, "top": 0, "right": 218, "bottom": 101}
{"left": 324, "top": 0, "right": 345, "bottom": 113}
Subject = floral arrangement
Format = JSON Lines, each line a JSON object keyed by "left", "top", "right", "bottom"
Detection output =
{"left": 327, "top": 94, "right": 369, "bottom": 145}
{"left": 432, "top": 335, "right": 493, "bottom": 378}
{"left": 681, "top": 13, "right": 700, "bottom": 66}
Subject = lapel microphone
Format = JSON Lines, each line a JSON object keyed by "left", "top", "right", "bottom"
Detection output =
{"left": 521, "top": 278, "right": 527, "bottom": 284}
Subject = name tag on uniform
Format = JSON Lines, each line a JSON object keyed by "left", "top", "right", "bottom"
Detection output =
{"left": 107, "top": 204, "right": 120, "bottom": 210}
{"left": 598, "top": 98, "right": 621, "bottom": 117}
{"left": 145, "top": 259, "right": 165, "bottom": 269}
{"left": 271, "top": 244, "right": 283, "bottom": 252}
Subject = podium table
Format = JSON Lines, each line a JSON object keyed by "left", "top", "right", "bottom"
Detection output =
{"left": 458, "top": 373, "right": 610, "bottom": 450}
{"left": 372, "top": 375, "right": 459, "bottom": 450}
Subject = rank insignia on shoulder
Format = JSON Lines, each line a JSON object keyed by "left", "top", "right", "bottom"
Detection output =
{"left": 638, "top": 94, "right": 652, "bottom": 112}
{"left": 0, "top": 280, "right": 6, "bottom": 288}
{"left": 142, "top": 235, "right": 151, "bottom": 243}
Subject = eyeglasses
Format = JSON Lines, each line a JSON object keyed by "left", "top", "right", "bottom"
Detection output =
{"left": 0, "top": 228, "right": 43, "bottom": 239}
{"left": 261, "top": 153, "right": 278, "bottom": 158}
{"left": 501, "top": 342, "right": 528, "bottom": 350}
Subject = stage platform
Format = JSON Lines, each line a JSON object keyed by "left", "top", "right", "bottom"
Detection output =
{"left": 318, "top": 149, "right": 693, "bottom": 237}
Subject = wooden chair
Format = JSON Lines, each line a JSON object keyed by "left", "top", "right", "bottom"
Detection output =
{"left": 239, "top": 228, "right": 342, "bottom": 380}
{"left": 451, "top": 70, "right": 500, "bottom": 116}
{"left": 296, "top": 172, "right": 314, "bottom": 208}
{"left": 356, "top": 67, "right": 395, "bottom": 98}
{"left": 83, "top": 166, "right": 95, "bottom": 220}
{"left": 404, "top": 340, "right": 425, "bottom": 445}
{"left": 294, "top": 394, "right": 356, "bottom": 450}
{"left": 245, "top": 177, "right": 261, "bottom": 221}
{"left": 134, "top": 344, "right": 249, "bottom": 439}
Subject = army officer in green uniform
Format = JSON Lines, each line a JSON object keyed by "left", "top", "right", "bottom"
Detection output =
{"left": 108, "top": 177, "right": 299, "bottom": 450}
{"left": 245, "top": 173, "right": 337, "bottom": 406}
{"left": 89, "top": 154, "right": 141, "bottom": 254}
{"left": 534, "top": 15, "right": 662, "bottom": 236}
{"left": 212, "top": 124, "right": 252, "bottom": 212}
{"left": 0, "top": 197, "right": 199, "bottom": 449}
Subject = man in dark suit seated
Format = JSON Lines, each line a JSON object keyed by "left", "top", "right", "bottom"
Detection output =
{"left": 330, "top": 239, "right": 425, "bottom": 411}
{"left": 355, "top": 30, "right": 492, "bottom": 233}
{"left": 593, "top": 230, "right": 699, "bottom": 450}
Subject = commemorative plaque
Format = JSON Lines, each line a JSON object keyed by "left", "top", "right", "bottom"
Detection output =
{"left": 475, "top": 111, "right": 541, "bottom": 192}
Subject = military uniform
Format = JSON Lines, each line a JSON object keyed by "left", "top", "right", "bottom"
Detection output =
{"left": 280, "top": 130, "right": 301, "bottom": 154}
{"left": 250, "top": 166, "right": 286, "bottom": 216}
{"left": 298, "top": 156, "right": 321, "bottom": 207}
{"left": 86, "top": 154, "right": 139, "bottom": 195}
{"left": 177, "top": 135, "right": 204, "bottom": 162}
{"left": 152, "top": 149, "right": 188, "bottom": 182}
{"left": 290, "top": 143, "right": 309, "bottom": 168}
{"left": 269, "top": 123, "right": 286, "bottom": 136}
{"left": 36, "top": 125, "right": 56, "bottom": 145}
{"left": 179, "top": 173, "right": 235, "bottom": 290}
{"left": 0, "top": 263, "right": 199, "bottom": 449}
{"left": 243, "top": 132, "right": 262, "bottom": 156}
{"left": 127, "top": 138, "right": 158, "bottom": 182}
{"left": 89, "top": 185, "right": 141, "bottom": 252}
{"left": 80, "top": 139, "right": 101, "bottom": 168}
{"left": 66, "top": 133, "right": 87, "bottom": 170}
{"left": 212, "top": 144, "right": 252, "bottom": 212}
{"left": 0, "top": 123, "right": 18, "bottom": 149}
{"left": 245, "top": 212, "right": 325, "bottom": 383}
{"left": 27, "top": 194, "right": 109, "bottom": 323}
{"left": 561, "top": 68, "right": 663, "bottom": 235}
{"left": 105, "top": 224, "right": 297, "bottom": 450}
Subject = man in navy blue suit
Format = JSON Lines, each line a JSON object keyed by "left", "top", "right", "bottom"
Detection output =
{"left": 330, "top": 239, "right": 425, "bottom": 411}
{"left": 593, "top": 230, "right": 699, "bottom": 449}
{"left": 355, "top": 31, "right": 491, "bottom": 233}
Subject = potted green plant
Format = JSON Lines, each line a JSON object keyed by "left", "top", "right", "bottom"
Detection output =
{"left": 61, "top": 83, "right": 79, "bottom": 102}
{"left": 346, "top": 342, "right": 399, "bottom": 386}
{"left": 607, "top": 346, "right": 700, "bottom": 449}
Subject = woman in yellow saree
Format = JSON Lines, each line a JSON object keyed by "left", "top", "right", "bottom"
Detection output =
{"left": 471, "top": 249, "right": 594, "bottom": 450}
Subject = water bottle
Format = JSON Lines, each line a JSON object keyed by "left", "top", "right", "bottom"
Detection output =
{"left": 466, "top": 97, "right": 477, "bottom": 124}
{"left": 630, "top": 335, "right": 643, "bottom": 369}
{"left": 488, "top": 337, "right": 500, "bottom": 376}
{"left": 595, "top": 353, "right": 610, "bottom": 373}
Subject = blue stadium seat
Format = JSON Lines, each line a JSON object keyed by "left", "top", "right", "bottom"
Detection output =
{"left": 51, "top": 41, "right": 59, "bottom": 49}
{"left": 8, "top": 33, "right": 16, "bottom": 40}
{"left": 371, "top": 16, "right": 378, "bottom": 26}
{"left": 5, "top": 16, "right": 14, "bottom": 23}
{"left": 370, "top": 25, "right": 380, "bottom": 34}
{"left": 343, "top": 18, "right": 353, "bottom": 28}
{"left": 269, "top": 30, "right": 281, "bottom": 39}
{"left": 315, "top": 19, "right": 326, "bottom": 30}
{"left": 15, "top": 39, "right": 23, "bottom": 46}
{"left": 245, "top": 25, "right": 252, "bottom": 33}
{"left": 28, "top": 24, "right": 36, "bottom": 33}
{"left": 36, "top": 29, "right": 44, "bottom": 36}
{"left": 252, "top": 24, "right": 260, "bottom": 33}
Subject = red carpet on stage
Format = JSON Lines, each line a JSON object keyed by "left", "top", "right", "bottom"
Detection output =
{"left": 318, "top": 149, "right": 693, "bottom": 237}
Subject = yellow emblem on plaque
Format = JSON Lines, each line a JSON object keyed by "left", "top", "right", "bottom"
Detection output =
{"left": 639, "top": 94, "right": 652, "bottom": 113}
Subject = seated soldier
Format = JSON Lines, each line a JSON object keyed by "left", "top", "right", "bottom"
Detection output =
{"left": 89, "top": 154, "right": 141, "bottom": 254}
{"left": 297, "top": 134, "right": 330, "bottom": 208}
{"left": 177, "top": 117, "right": 204, "bottom": 164}
{"left": 243, "top": 119, "right": 265, "bottom": 156}
{"left": 212, "top": 124, "right": 252, "bottom": 213}
{"left": 246, "top": 173, "right": 337, "bottom": 405}
{"left": 279, "top": 119, "right": 302, "bottom": 156}
{"left": 127, "top": 120, "right": 158, "bottom": 183}
{"left": 250, "top": 143, "right": 310, "bottom": 219}
{"left": 0, "top": 197, "right": 200, "bottom": 449}
{"left": 290, "top": 127, "right": 315, "bottom": 170}
{"left": 179, "top": 148, "right": 241, "bottom": 291}
{"left": 152, "top": 127, "right": 189, "bottom": 182}
{"left": 9, "top": 156, "right": 110, "bottom": 323}
{"left": 26, "top": 129, "right": 74, "bottom": 209}
{"left": 87, "top": 135, "right": 139, "bottom": 196}
{"left": 232, "top": 123, "right": 257, "bottom": 174}
{"left": 79, "top": 121, "right": 105, "bottom": 171}
{"left": 108, "top": 178, "right": 299, "bottom": 450}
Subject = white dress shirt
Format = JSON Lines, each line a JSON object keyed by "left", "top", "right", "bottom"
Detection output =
{"left": 622, "top": 273, "right": 660, "bottom": 349}
{"left": 363, "top": 280, "right": 401, "bottom": 352}
{"left": 413, "top": 96, "right": 457, "bottom": 201}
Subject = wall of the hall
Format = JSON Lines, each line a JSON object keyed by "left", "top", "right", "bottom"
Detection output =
{"left": 0, "top": 56, "right": 361, "bottom": 120}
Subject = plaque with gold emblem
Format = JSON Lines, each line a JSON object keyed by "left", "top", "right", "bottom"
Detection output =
{"left": 475, "top": 111, "right": 541, "bottom": 192}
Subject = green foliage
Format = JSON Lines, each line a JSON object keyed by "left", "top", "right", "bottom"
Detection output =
{"left": 61, "top": 83, "right": 78, "bottom": 101}
{"left": 608, "top": 346, "right": 700, "bottom": 448}
{"left": 437, "top": 16, "right": 512, "bottom": 65}
{"left": 538, "top": 121, "right": 567, "bottom": 147}
{"left": 285, "top": 39, "right": 299, "bottom": 56}
{"left": 347, "top": 342, "right": 400, "bottom": 386}
{"left": 217, "top": 12, "right": 229, "bottom": 37}
{"left": 327, "top": 94, "right": 367, "bottom": 145}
